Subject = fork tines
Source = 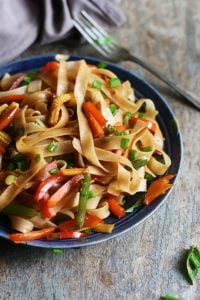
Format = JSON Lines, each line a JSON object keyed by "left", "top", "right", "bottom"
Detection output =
{"left": 73, "top": 10, "right": 115, "bottom": 57}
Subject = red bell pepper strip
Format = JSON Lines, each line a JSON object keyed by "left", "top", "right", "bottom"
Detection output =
{"left": 47, "top": 174, "right": 83, "bottom": 208}
{"left": 55, "top": 231, "right": 86, "bottom": 239}
{"left": 0, "top": 144, "right": 5, "bottom": 154}
{"left": 0, "top": 102, "right": 19, "bottom": 130}
{"left": 144, "top": 174, "right": 175, "bottom": 205}
{"left": 58, "top": 215, "right": 103, "bottom": 232}
{"left": 35, "top": 161, "right": 58, "bottom": 181}
{"left": 130, "top": 117, "right": 157, "bottom": 134}
{"left": 34, "top": 172, "right": 66, "bottom": 202}
{"left": 9, "top": 227, "right": 55, "bottom": 243}
{"left": 40, "top": 194, "right": 56, "bottom": 218}
{"left": 82, "top": 101, "right": 106, "bottom": 126}
{"left": 0, "top": 94, "right": 25, "bottom": 104}
{"left": 40, "top": 61, "right": 59, "bottom": 73}
{"left": 9, "top": 74, "right": 27, "bottom": 90}
{"left": 106, "top": 195, "right": 126, "bottom": 218}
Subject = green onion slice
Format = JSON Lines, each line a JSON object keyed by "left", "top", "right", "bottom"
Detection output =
{"left": 97, "top": 61, "right": 107, "bottom": 69}
{"left": 109, "top": 77, "right": 121, "bottom": 88}
{"left": 132, "top": 157, "right": 147, "bottom": 170}
{"left": 47, "top": 143, "right": 58, "bottom": 153}
{"left": 92, "top": 80, "right": 103, "bottom": 90}
{"left": 109, "top": 104, "right": 118, "bottom": 116}
{"left": 121, "top": 138, "right": 130, "bottom": 149}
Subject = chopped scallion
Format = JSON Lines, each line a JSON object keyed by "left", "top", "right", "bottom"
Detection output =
{"left": 49, "top": 168, "right": 59, "bottom": 175}
{"left": 138, "top": 112, "right": 145, "bottom": 118}
{"left": 52, "top": 249, "right": 63, "bottom": 254}
{"left": 109, "top": 104, "right": 118, "bottom": 116}
{"left": 132, "top": 157, "right": 147, "bottom": 170}
{"left": 140, "top": 146, "right": 152, "bottom": 152}
{"left": 92, "top": 80, "right": 103, "bottom": 90}
{"left": 109, "top": 77, "right": 121, "bottom": 88}
{"left": 5, "top": 175, "right": 17, "bottom": 185}
{"left": 97, "top": 61, "right": 107, "bottom": 69}
{"left": 144, "top": 172, "right": 155, "bottom": 182}
{"left": 121, "top": 138, "right": 130, "bottom": 149}
{"left": 95, "top": 36, "right": 113, "bottom": 46}
{"left": 47, "top": 143, "right": 58, "bottom": 153}
{"left": 123, "top": 112, "right": 132, "bottom": 126}
{"left": 88, "top": 191, "right": 94, "bottom": 199}
{"left": 161, "top": 295, "right": 179, "bottom": 300}
{"left": 129, "top": 149, "right": 138, "bottom": 161}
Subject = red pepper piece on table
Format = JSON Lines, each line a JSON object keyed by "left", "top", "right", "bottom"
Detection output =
{"left": 0, "top": 102, "right": 19, "bottom": 130}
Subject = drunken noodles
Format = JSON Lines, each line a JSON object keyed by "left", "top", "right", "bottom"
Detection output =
{"left": 0, "top": 58, "right": 174, "bottom": 243}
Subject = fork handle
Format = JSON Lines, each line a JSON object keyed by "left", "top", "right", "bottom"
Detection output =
{"left": 128, "top": 53, "right": 200, "bottom": 110}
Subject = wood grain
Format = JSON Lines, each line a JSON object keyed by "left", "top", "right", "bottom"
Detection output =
{"left": 0, "top": 1, "right": 199, "bottom": 299}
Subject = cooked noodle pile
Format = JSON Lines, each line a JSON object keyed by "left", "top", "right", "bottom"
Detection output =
{"left": 0, "top": 59, "right": 173, "bottom": 243}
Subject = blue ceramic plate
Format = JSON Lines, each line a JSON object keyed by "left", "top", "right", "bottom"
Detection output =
{"left": 0, "top": 55, "right": 182, "bottom": 248}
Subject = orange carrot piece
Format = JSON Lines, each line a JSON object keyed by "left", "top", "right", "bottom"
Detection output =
{"left": 61, "top": 168, "right": 86, "bottom": 176}
{"left": 9, "top": 227, "right": 55, "bottom": 243}
{"left": 0, "top": 94, "right": 25, "bottom": 104}
{"left": 40, "top": 61, "right": 59, "bottom": 73}
{"left": 83, "top": 101, "right": 106, "bottom": 126}
{"left": 84, "top": 110, "right": 104, "bottom": 138}
{"left": 114, "top": 122, "right": 127, "bottom": 131}
{"left": 107, "top": 195, "right": 126, "bottom": 218}
{"left": 144, "top": 174, "right": 175, "bottom": 205}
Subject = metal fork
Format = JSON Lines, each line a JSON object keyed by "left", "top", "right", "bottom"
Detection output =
{"left": 73, "top": 10, "right": 200, "bottom": 110}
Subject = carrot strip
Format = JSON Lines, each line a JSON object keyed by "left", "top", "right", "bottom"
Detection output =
{"left": 114, "top": 122, "right": 127, "bottom": 132}
{"left": 40, "top": 61, "right": 59, "bottom": 73}
{"left": 107, "top": 195, "right": 126, "bottom": 218}
{"left": 0, "top": 102, "right": 19, "bottom": 130}
{"left": 83, "top": 101, "right": 106, "bottom": 126}
{"left": 61, "top": 168, "right": 86, "bottom": 176}
{"left": 0, "top": 94, "right": 25, "bottom": 104}
{"left": 84, "top": 110, "right": 104, "bottom": 138}
{"left": 144, "top": 174, "right": 175, "bottom": 205}
{"left": 9, "top": 227, "right": 55, "bottom": 243}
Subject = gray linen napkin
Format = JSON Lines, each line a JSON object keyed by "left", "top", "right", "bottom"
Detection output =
{"left": 0, "top": 0, "right": 125, "bottom": 65}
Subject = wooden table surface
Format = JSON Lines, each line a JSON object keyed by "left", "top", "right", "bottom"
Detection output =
{"left": 0, "top": 1, "right": 199, "bottom": 299}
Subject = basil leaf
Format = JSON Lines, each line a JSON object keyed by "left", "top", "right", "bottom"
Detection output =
{"left": 161, "top": 294, "right": 179, "bottom": 300}
{"left": 186, "top": 245, "right": 200, "bottom": 284}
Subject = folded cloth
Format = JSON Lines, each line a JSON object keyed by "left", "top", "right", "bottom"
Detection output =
{"left": 0, "top": 0, "right": 125, "bottom": 65}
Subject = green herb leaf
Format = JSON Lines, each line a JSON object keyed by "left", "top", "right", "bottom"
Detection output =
{"left": 97, "top": 61, "right": 107, "bottom": 69}
{"left": 95, "top": 36, "right": 113, "bottom": 46}
{"left": 52, "top": 249, "right": 63, "bottom": 254}
{"left": 186, "top": 245, "right": 200, "bottom": 284}
{"left": 138, "top": 112, "right": 145, "bottom": 118}
{"left": 121, "top": 137, "right": 130, "bottom": 149}
{"left": 109, "top": 104, "right": 118, "bottom": 116}
{"left": 125, "top": 198, "right": 143, "bottom": 213}
{"left": 129, "top": 149, "right": 138, "bottom": 161}
{"left": 144, "top": 172, "right": 155, "bottom": 182}
{"left": 140, "top": 146, "right": 152, "bottom": 152}
{"left": 92, "top": 80, "right": 103, "bottom": 90}
{"left": 47, "top": 143, "right": 57, "bottom": 153}
{"left": 161, "top": 294, "right": 179, "bottom": 300}
{"left": 123, "top": 112, "right": 132, "bottom": 126}
{"left": 88, "top": 191, "right": 94, "bottom": 199}
{"left": 132, "top": 157, "right": 147, "bottom": 170}
{"left": 109, "top": 77, "right": 121, "bottom": 88}
{"left": 49, "top": 168, "right": 59, "bottom": 175}
{"left": 2, "top": 204, "right": 37, "bottom": 218}
{"left": 5, "top": 175, "right": 17, "bottom": 185}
